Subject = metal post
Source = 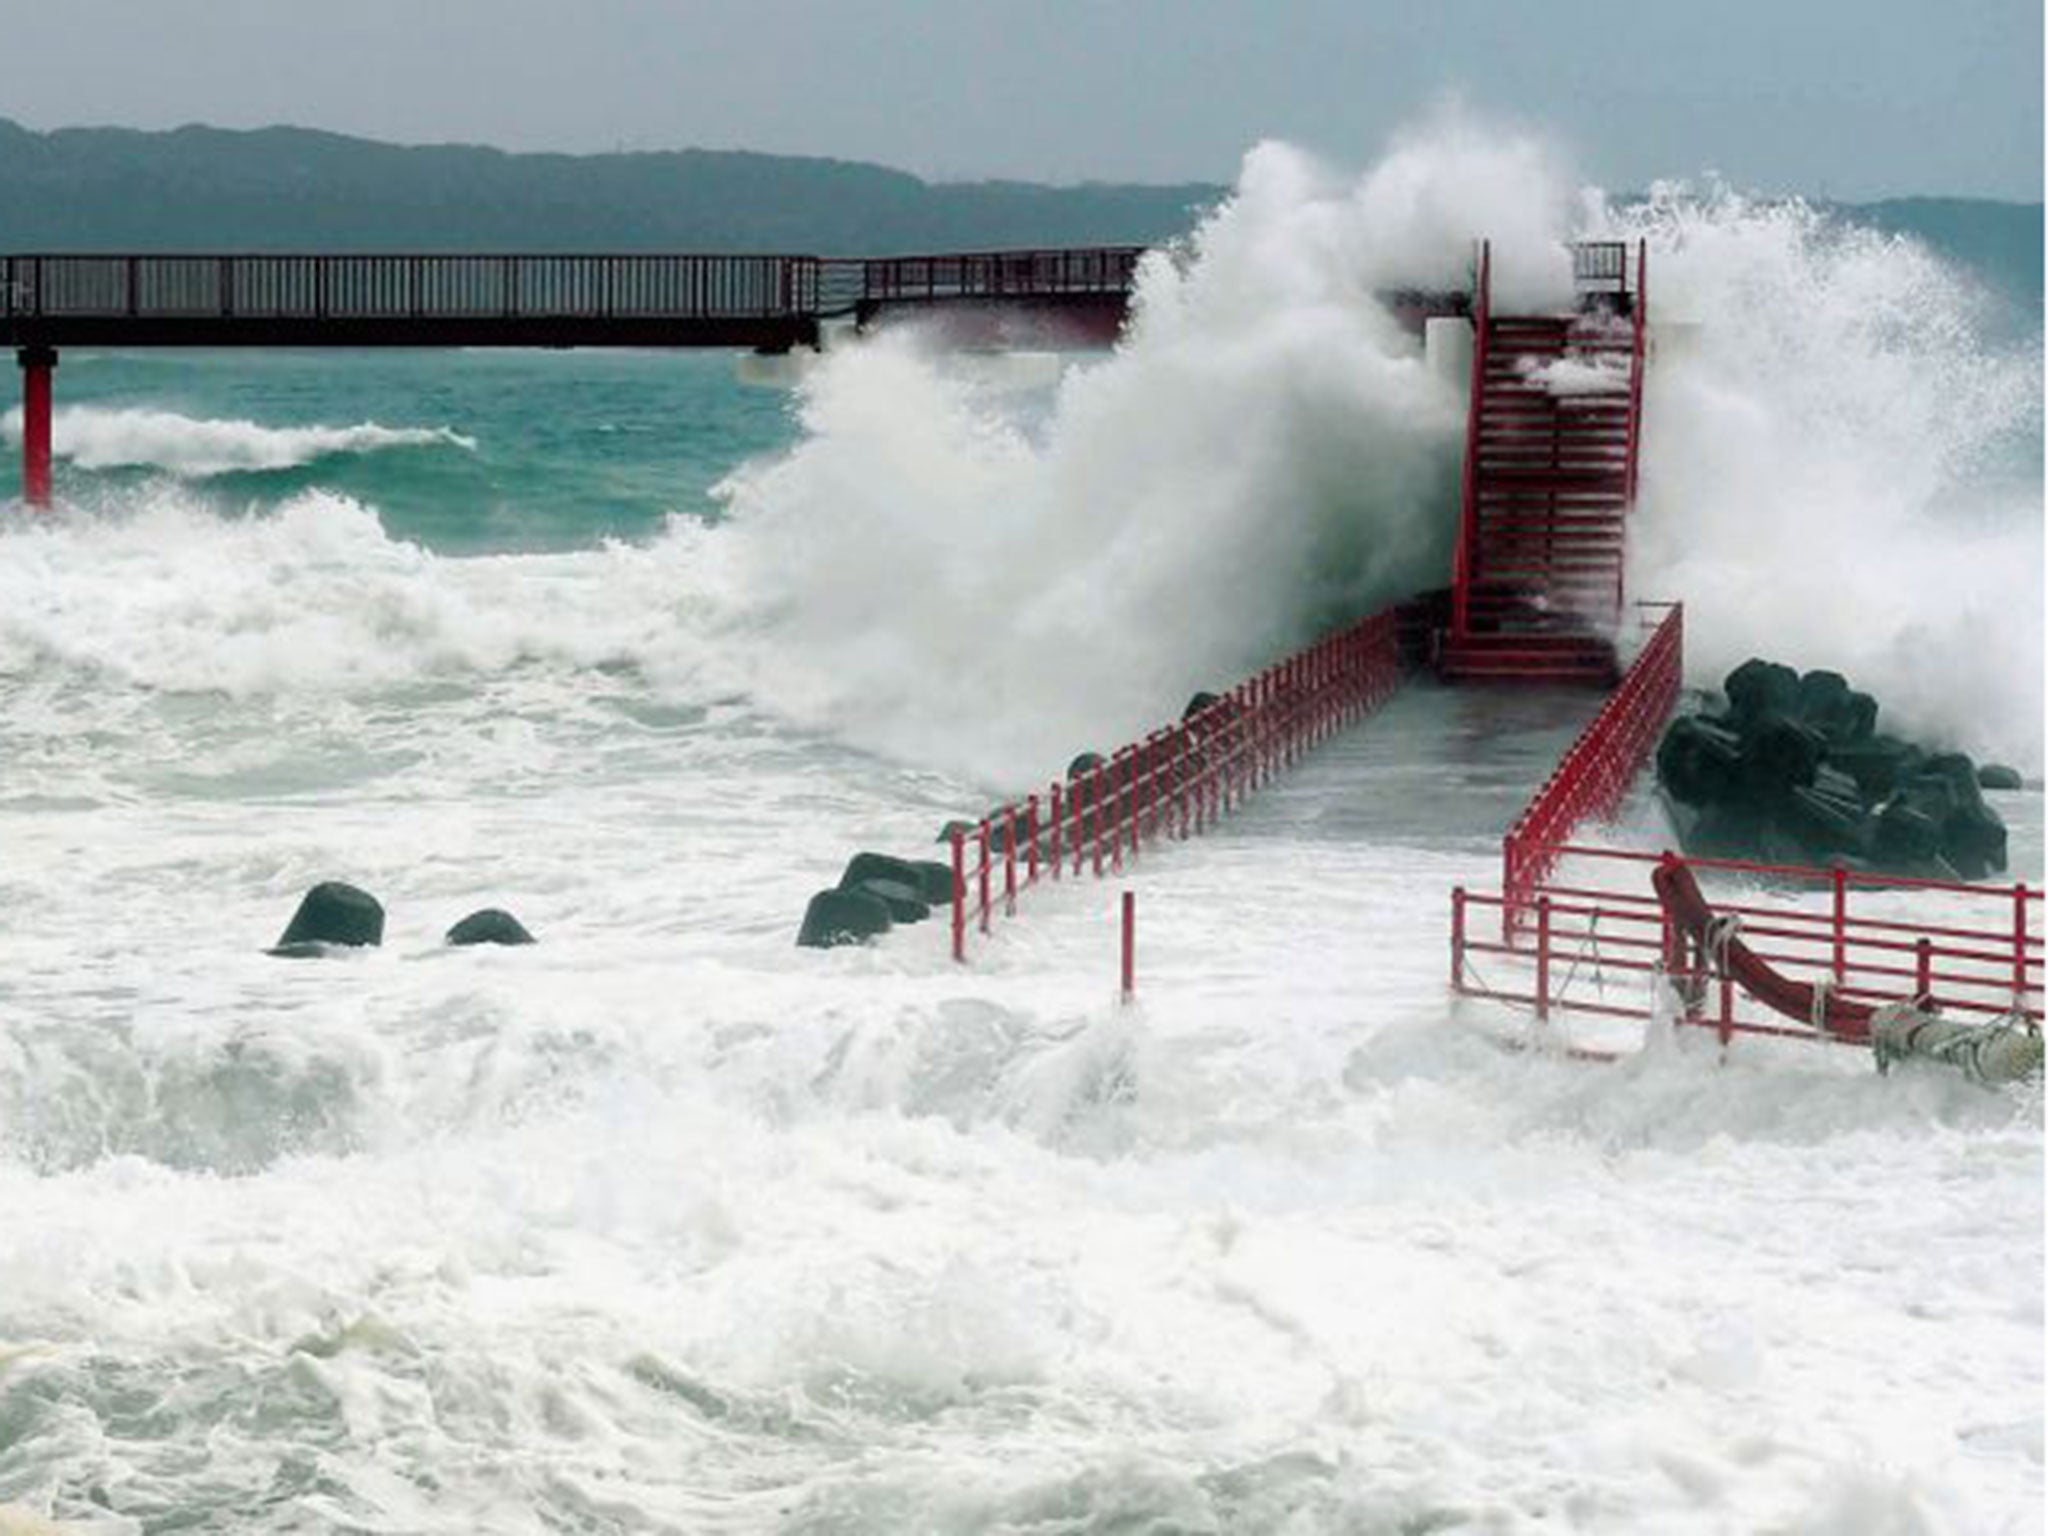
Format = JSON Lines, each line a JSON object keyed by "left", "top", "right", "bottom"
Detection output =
{"left": 2015, "top": 884, "right": 2031, "bottom": 1007}
{"left": 1090, "top": 766, "right": 1104, "bottom": 878}
{"left": 1026, "top": 796, "right": 1040, "bottom": 886}
{"left": 1915, "top": 936, "right": 1933, "bottom": 1005}
{"left": 1004, "top": 806, "right": 1017, "bottom": 915}
{"left": 1112, "top": 752, "right": 1127, "bottom": 872}
{"left": 950, "top": 829, "right": 966, "bottom": 962}
{"left": 1831, "top": 867, "right": 1848, "bottom": 984}
{"left": 1050, "top": 783, "right": 1063, "bottom": 880}
{"left": 1535, "top": 896, "right": 1552, "bottom": 1020}
{"left": 1451, "top": 886, "right": 1467, "bottom": 992}
{"left": 978, "top": 822, "right": 991, "bottom": 935}
{"left": 1120, "top": 890, "right": 1135, "bottom": 1004}
{"left": 17, "top": 345, "right": 55, "bottom": 508}
{"left": 1126, "top": 750, "right": 1139, "bottom": 862}
{"left": 1501, "top": 836, "right": 1519, "bottom": 945}
{"left": 1177, "top": 725, "right": 1189, "bottom": 840}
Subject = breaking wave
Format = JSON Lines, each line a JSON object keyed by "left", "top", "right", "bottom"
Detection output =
{"left": 0, "top": 404, "right": 476, "bottom": 477}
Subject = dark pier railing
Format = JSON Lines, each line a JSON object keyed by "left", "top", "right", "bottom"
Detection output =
{"left": 1, "top": 249, "right": 1149, "bottom": 352}
{"left": 2, "top": 253, "right": 832, "bottom": 350}
{"left": 2, "top": 245, "right": 1150, "bottom": 504}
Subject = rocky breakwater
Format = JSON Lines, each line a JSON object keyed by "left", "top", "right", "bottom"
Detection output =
{"left": 1655, "top": 659, "right": 2021, "bottom": 880}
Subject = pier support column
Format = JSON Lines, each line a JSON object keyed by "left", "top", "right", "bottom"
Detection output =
{"left": 17, "top": 345, "right": 56, "bottom": 508}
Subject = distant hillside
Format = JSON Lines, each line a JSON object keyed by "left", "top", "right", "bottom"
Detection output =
{"left": 0, "top": 122, "right": 2035, "bottom": 325}
{"left": 0, "top": 119, "right": 1223, "bottom": 254}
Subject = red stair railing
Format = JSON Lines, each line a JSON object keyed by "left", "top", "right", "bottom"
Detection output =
{"left": 1500, "top": 602, "right": 1683, "bottom": 932}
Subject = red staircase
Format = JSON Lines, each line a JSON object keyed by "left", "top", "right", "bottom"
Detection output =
{"left": 1442, "top": 240, "right": 1648, "bottom": 685}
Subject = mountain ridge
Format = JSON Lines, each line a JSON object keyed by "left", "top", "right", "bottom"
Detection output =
{"left": 0, "top": 120, "right": 2036, "bottom": 318}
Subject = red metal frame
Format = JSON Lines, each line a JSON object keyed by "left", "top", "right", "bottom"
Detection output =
{"left": 1453, "top": 591, "right": 2042, "bottom": 1045}
{"left": 1453, "top": 849, "right": 2042, "bottom": 1046}
{"left": 1500, "top": 603, "right": 1683, "bottom": 931}
{"left": 1443, "top": 239, "right": 1649, "bottom": 673}
{"left": 950, "top": 608, "right": 1405, "bottom": 960}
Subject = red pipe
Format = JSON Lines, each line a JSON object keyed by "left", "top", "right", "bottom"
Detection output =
{"left": 18, "top": 346, "right": 55, "bottom": 508}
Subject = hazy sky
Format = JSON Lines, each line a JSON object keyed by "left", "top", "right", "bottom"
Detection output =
{"left": 2, "top": 0, "right": 2040, "bottom": 198}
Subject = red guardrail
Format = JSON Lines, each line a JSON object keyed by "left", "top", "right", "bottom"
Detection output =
{"left": 1453, "top": 847, "right": 2041, "bottom": 1046}
{"left": 1500, "top": 602, "right": 1683, "bottom": 933}
{"left": 950, "top": 609, "right": 1404, "bottom": 960}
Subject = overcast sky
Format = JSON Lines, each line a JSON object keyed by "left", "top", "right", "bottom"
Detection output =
{"left": 2, "top": 0, "right": 2040, "bottom": 199}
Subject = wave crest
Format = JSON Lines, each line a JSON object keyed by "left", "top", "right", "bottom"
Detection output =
{"left": 0, "top": 405, "right": 476, "bottom": 477}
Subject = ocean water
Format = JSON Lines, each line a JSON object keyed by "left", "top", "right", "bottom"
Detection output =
{"left": 0, "top": 127, "right": 2042, "bottom": 1534}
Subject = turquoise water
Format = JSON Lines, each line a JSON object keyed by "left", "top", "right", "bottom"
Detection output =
{"left": 9, "top": 348, "right": 801, "bottom": 550}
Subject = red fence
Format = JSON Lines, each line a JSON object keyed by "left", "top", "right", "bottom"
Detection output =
{"left": 1454, "top": 847, "right": 2042, "bottom": 1046}
{"left": 1452, "top": 593, "right": 2042, "bottom": 1046}
{"left": 950, "top": 609, "right": 1404, "bottom": 960}
{"left": 1501, "top": 603, "right": 1683, "bottom": 930}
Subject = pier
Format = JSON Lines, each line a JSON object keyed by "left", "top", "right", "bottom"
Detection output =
{"left": 3, "top": 247, "right": 1144, "bottom": 505}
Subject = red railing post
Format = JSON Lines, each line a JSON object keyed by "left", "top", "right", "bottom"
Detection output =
{"left": 1535, "top": 895, "right": 1552, "bottom": 1020}
{"left": 1004, "top": 806, "right": 1018, "bottom": 915}
{"left": 1027, "top": 794, "right": 1040, "bottom": 885}
{"left": 1252, "top": 676, "right": 1266, "bottom": 788}
{"left": 1049, "top": 784, "right": 1062, "bottom": 881}
{"left": 978, "top": 822, "right": 992, "bottom": 935}
{"left": 1916, "top": 936, "right": 1934, "bottom": 1004}
{"left": 1502, "top": 835, "right": 1520, "bottom": 944}
{"left": 1120, "top": 890, "right": 1136, "bottom": 1004}
{"left": 1831, "top": 867, "right": 1848, "bottom": 984}
{"left": 1107, "top": 753, "right": 1123, "bottom": 873}
{"left": 1132, "top": 740, "right": 1147, "bottom": 845}
{"left": 2014, "top": 884, "right": 2031, "bottom": 1005}
{"left": 951, "top": 828, "right": 966, "bottom": 962}
{"left": 1090, "top": 765, "right": 1105, "bottom": 878}
{"left": 1659, "top": 905, "right": 1679, "bottom": 1005}
{"left": 1140, "top": 736, "right": 1156, "bottom": 844}
{"left": 1451, "top": 886, "right": 1467, "bottom": 992}
{"left": 1179, "top": 729, "right": 1196, "bottom": 847}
